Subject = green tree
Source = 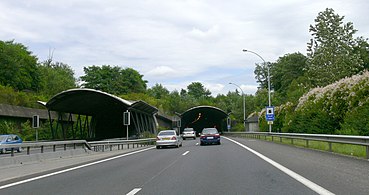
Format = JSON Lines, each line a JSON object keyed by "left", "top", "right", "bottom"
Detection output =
{"left": 285, "top": 76, "right": 310, "bottom": 104}
{"left": 80, "top": 65, "right": 147, "bottom": 95}
{"left": 163, "top": 90, "right": 184, "bottom": 115}
{"left": 354, "top": 37, "right": 369, "bottom": 70}
{"left": 271, "top": 53, "right": 307, "bottom": 96}
{"left": 0, "top": 40, "right": 40, "bottom": 91}
{"left": 147, "top": 83, "right": 169, "bottom": 99}
{"left": 39, "top": 61, "right": 76, "bottom": 96}
{"left": 187, "top": 82, "right": 211, "bottom": 99}
{"left": 306, "top": 8, "right": 364, "bottom": 87}
{"left": 254, "top": 88, "right": 269, "bottom": 110}
{"left": 254, "top": 62, "right": 272, "bottom": 89}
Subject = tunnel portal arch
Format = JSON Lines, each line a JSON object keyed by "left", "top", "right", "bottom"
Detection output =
{"left": 180, "top": 106, "right": 228, "bottom": 134}
{"left": 45, "top": 88, "right": 158, "bottom": 140}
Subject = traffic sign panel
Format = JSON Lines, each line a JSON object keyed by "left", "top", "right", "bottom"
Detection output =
{"left": 266, "top": 106, "right": 275, "bottom": 121}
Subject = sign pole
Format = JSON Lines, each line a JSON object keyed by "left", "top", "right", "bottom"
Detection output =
{"left": 32, "top": 115, "right": 40, "bottom": 141}
{"left": 126, "top": 125, "right": 129, "bottom": 140}
{"left": 123, "top": 110, "right": 130, "bottom": 140}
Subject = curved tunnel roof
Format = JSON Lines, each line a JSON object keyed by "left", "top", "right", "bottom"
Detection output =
{"left": 46, "top": 88, "right": 157, "bottom": 115}
{"left": 181, "top": 106, "right": 228, "bottom": 132}
{"left": 181, "top": 106, "right": 228, "bottom": 118}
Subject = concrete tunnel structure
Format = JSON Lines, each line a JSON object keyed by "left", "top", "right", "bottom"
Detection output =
{"left": 41, "top": 89, "right": 228, "bottom": 140}
{"left": 44, "top": 88, "right": 158, "bottom": 140}
{"left": 180, "top": 106, "right": 229, "bottom": 134}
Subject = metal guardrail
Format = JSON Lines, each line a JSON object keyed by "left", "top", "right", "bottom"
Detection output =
{"left": 0, "top": 138, "right": 156, "bottom": 157}
{"left": 0, "top": 140, "right": 91, "bottom": 157}
{"left": 224, "top": 132, "right": 369, "bottom": 159}
{"left": 88, "top": 138, "right": 156, "bottom": 152}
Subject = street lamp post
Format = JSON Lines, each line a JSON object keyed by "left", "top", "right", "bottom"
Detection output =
{"left": 229, "top": 82, "right": 246, "bottom": 131}
{"left": 243, "top": 49, "right": 272, "bottom": 133}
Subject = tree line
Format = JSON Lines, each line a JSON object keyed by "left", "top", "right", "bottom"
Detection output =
{"left": 1, "top": 8, "right": 368, "bottom": 137}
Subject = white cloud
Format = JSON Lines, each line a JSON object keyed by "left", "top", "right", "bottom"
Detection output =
{"left": 0, "top": 0, "right": 368, "bottom": 96}
{"left": 204, "top": 83, "right": 225, "bottom": 96}
{"left": 146, "top": 66, "right": 177, "bottom": 77}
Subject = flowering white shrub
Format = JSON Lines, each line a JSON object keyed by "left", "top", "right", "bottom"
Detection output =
{"left": 281, "top": 70, "right": 369, "bottom": 134}
{"left": 297, "top": 70, "right": 369, "bottom": 114}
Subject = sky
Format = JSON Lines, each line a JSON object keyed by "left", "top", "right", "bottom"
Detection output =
{"left": 1, "top": 0, "right": 368, "bottom": 96}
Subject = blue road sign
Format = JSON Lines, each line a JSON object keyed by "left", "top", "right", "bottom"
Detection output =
{"left": 266, "top": 106, "right": 275, "bottom": 121}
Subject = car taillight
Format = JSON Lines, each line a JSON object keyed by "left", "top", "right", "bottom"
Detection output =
{"left": 171, "top": 136, "right": 177, "bottom": 140}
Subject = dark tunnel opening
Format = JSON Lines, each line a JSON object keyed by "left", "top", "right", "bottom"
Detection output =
{"left": 180, "top": 106, "right": 228, "bottom": 134}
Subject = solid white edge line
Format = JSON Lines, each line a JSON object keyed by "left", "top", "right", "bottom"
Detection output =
{"left": 182, "top": 151, "right": 190, "bottom": 156}
{"left": 127, "top": 188, "right": 142, "bottom": 195}
{"left": 0, "top": 147, "right": 155, "bottom": 190}
{"left": 223, "top": 137, "right": 335, "bottom": 195}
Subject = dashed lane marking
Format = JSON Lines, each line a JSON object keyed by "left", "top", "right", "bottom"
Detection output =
{"left": 0, "top": 147, "right": 155, "bottom": 190}
{"left": 127, "top": 188, "right": 141, "bottom": 195}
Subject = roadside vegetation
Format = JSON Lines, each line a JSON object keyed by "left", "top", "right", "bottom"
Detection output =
{"left": 0, "top": 8, "right": 369, "bottom": 140}
{"left": 234, "top": 134, "right": 366, "bottom": 158}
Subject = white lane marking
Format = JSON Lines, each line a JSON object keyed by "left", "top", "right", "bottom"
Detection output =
{"left": 223, "top": 137, "right": 335, "bottom": 195}
{"left": 127, "top": 188, "right": 141, "bottom": 195}
{"left": 0, "top": 147, "right": 155, "bottom": 190}
{"left": 182, "top": 151, "right": 190, "bottom": 156}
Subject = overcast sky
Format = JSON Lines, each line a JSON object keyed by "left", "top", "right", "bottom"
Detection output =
{"left": 1, "top": 0, "right": 368, "bottom": 96}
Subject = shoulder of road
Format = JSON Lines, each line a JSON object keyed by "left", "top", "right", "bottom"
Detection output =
{"left": 0, "top": 146, "right": 153, "bottom": 183}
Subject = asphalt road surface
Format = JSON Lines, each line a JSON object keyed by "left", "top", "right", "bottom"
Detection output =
{"left": 1, "top": 136, "right": 369, "bottom": 195}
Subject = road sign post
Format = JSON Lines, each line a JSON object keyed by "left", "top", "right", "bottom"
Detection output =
{"left": 227, "top": 117, "right": 231, "bottom": 132}
{"left": 123, "top": 111, "right": 130, "bottom": 140}
{"left": 32, "top": 115, "right": 40, "bottom": 141}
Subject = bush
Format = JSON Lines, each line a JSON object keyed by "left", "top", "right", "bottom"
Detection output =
{"left": 339, "top": 102, "right": 369, "bottom": 135}
{"left": 282, "top": 71, "right": 369, "bottom": 135}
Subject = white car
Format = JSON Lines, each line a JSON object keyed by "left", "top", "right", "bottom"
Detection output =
{"left": 182, "top": 128, "right": 196, "bottom": 140}
{"left": 156, "top": 130, "right": 183, "bottom": 149}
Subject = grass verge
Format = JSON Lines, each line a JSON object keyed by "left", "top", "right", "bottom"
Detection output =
{"left": 234, "top": 134, "right": 367, "bottom": 159}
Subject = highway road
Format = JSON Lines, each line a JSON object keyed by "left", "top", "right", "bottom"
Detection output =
{"left": 1, "top": 136, "right": 369, "bottom": 195}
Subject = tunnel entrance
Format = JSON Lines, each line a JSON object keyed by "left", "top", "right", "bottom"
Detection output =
{"left": 45, "top": 88, "right": 158, "bottom": 140}
{"left": 180, "top": 106, "right": 228, "bottom": 134}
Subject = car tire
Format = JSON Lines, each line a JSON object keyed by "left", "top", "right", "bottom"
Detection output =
{"left": 17, "top": 147, "right": 22, "bottom": 152}
{"left": 183, "top": 138, "right": 186, "bottom": 140}
{"left": 156, "top": 146, "right": 160, "bottom": 149}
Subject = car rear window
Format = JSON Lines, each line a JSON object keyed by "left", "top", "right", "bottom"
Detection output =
{"left": 158, "top": 131, "right": 175, "bottom": 136}
{"left": 184, "top": 129, "right": 194, "bottom": 132}
{"left": 202, "top": 128, "right": 218, "bottom": 134}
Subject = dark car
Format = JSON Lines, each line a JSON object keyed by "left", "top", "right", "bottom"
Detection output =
{"left": 0, "top": 134, "right": 23, "bottom": 153}
{"left": 200, "top": 128, "right": 221, "bottom": 145}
